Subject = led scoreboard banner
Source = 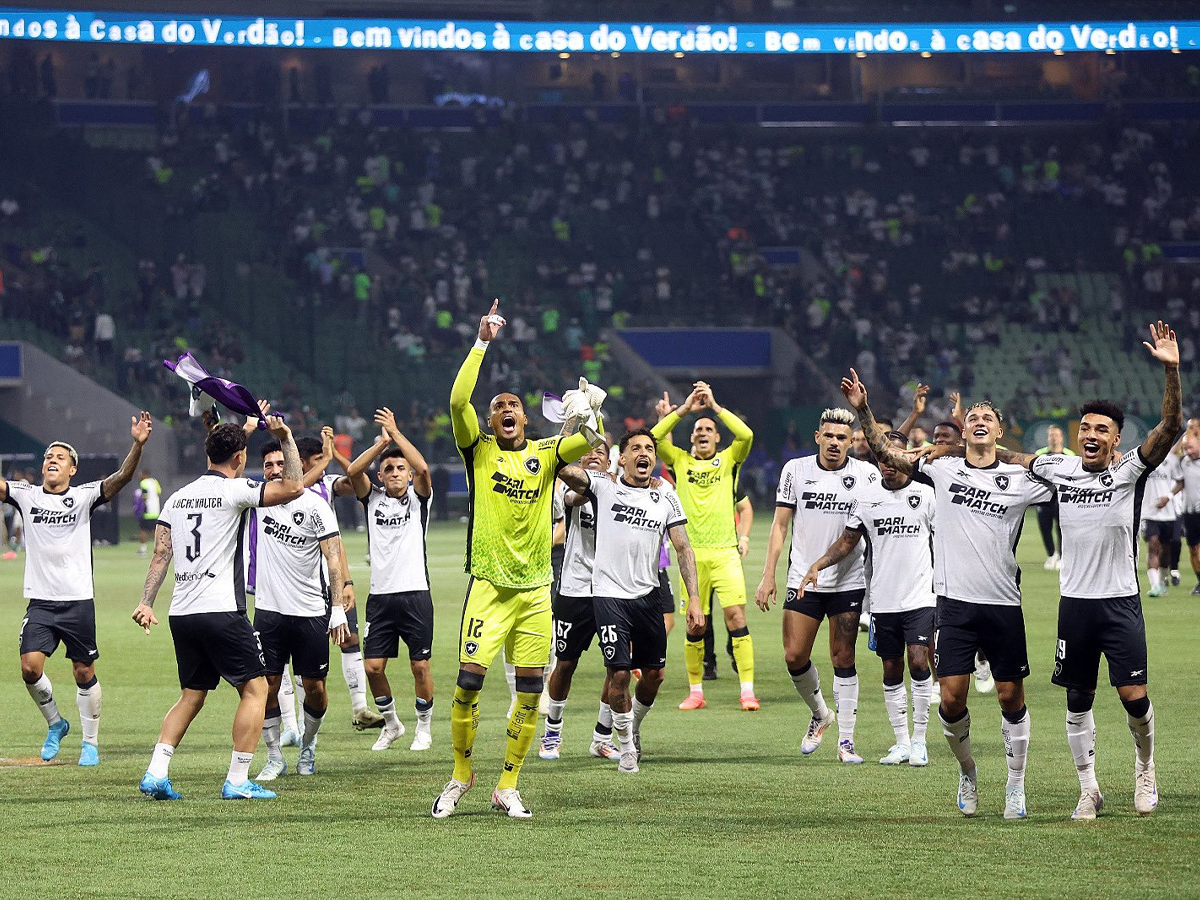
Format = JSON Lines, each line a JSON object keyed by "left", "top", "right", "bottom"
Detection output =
{"left": 0, "top": 8, "right": 1195, "bottom": 54}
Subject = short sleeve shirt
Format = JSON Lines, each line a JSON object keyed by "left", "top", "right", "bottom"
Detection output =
{"left": 587, "top": 473, "right": 686, "bottom": 600}
{"left": 6, "top": 480, "right": 107, "bottom": 600}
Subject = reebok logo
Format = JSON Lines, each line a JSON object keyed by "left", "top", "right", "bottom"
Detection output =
{"left": 1131, "top": 669, "right": 1144, "bottom": 677}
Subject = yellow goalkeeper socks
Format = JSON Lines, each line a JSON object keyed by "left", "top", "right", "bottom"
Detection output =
{"left": 451, "top": 686, "right": 480, "bottom": 783}
{"left": 731, "top": 629, "right": 755, "bottom": 688}
{"left": 496, "top": 692, "right": 539, "bottom": 790}
{"left": 684, "top": 633, "right": 705, "bottom": 690}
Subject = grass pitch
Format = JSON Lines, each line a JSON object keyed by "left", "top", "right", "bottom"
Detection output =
{"left": 1, "top": 513, "right": 1197, "bottom": 900}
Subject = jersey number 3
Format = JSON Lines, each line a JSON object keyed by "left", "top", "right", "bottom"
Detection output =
{"left": 185, "top": 513, "right": 203, "bottom": 562}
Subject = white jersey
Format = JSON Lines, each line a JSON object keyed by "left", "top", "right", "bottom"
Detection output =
{"left": 559, "top": 482, "right": 598, "bottom": 598}
{"left": 1178, "top": 454, "right": 1200, "bottom": 514}
{"left": 847, "top": 480, "right": 936, "bottom": 613}
{"left": 1141, "top": 453, "right": 1180, "bottom": 522}
{"left": 777, "top": 455, "right": 879, "bottom": 591}
{"left": 160, "top": 472, "right": 265, "bottom": 616}
{"left": 309, "top": 473, "right": 345, "bottom": 523}
{"left": 1032, "top": 449, "right": 1151, "bottom": 599}
{"left": 363, "top": 486, "right": 431, "bottom": 593}
{"left": 5, "top": 480, "right": 106, "bottom": 601}
{"left": 587, "top": 473, "right": 686, "bottom": 600}
{"left": 916, "top": 456, "right": 1053, "bottom": 606}
{"left": 252, "top": 491, "right": 338, "bottom": 616}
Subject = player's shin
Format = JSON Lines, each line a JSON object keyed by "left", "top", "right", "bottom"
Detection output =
{"left": 76, "top": 677, "right": 101, "bottom": 746}
{"left": 376, "top": 696, "right": 403, "bottom": 732}
{"left": 497, "top": 690, "right": 540, "bottom": 791}
{"left": 593, "top": 700, "right": 613, "bottom": 743}
{"left": 278, "top": 664, "right": 299, "bottom": 735}
{"left": 1123, "top": 696, "right": 1154, "bottom": 771}
{"left": 910, "top": 670, "right": 933, "bottom": 743}
{"left": 262, "top": 710, "right": 283, "bottom": 758}
{"left": 451, "top": 685, "right": 482, "bottom": 783}
{"left": 1001, "top": 706, "right": 1031, "bottom": 788}
{"left": 730, "top": 627, "right": 755, "bottom": 694}
{"left": 25, "top": 673, "right": 61, "bottom": 725}
{"left": 683, "top": 633, "right": 705, "bottom": 696}
{"left": 833, "top": 666, "right": 859, "bottom": 742}
{"left": 940, "top": 707, "right": 974, "bottom": 771}
{"left": 883, "top": 678, "right": 909, "bottom": 747}
{"left": 302, "top": 703, "right": 325, "bottom": 747}
{"left": 1065, "top": 693, "right": 1099, "bottom": 794}
{"left": 789, "top": 661, "right": 830, "bottom": 717}
{"left": 341, "top": 648, "right": 369, "bottom": 715}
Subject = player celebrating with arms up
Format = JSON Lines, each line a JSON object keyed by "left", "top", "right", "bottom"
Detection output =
{"left": 433, "top": 301, "right": 601, "bottom": 820}
{"left": 558, "top": 429, "right": 705, "bottom": 773}
{"left": 651, "top": 383, "right": 757, "bottom": 711}
{"left": 970, "top": 322, "right": 1179, "bottom": 820}
{"left": 845, "top": 372, "right": 1052, "bottom": 820}
{"left": 8, "top": 413, "right": 152, "bottom": 766}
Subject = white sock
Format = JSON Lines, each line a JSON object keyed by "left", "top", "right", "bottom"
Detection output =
{"left": 833, "top": 672, "right": 859, "bottom": 742}
{"left": 376, "top": 695, "right": 402, "bottom": 732}
{"left": 1002, "top": 708, "right": 1031, "bottom": 788}
{"left": 262, "top": 714, "right": 282, "bottom": 757}
{"left": 883, "top": 681, "right": 909, "bottom": 747}
{"left": 278, "top": 664, "right": 298, "bottom": 734}
{"left": 1128, "top": 702, "right": 1155, "bottom": 772}
{"left": 227, "top": 750, "right": 254, "bottom": 784}
{"left": 341, "top": 651, "right": 368, "bottom": 714}
{"left": 76, "top": 679, "right": 101, "bottom": 745}
{"left": 504, "top": 660, "right": 517, "bottom": 703}
{"left": 26, "top": 673, "right": 61, "bottom": 725}
{"left": 632, "top": 697, "right": 653, "bottom": 733}
{"left": 294, "top": 673, "right": 307, "bottom": 710}
{"left": 415, "top": 698, "right": 433, "bottom": 730}
{"left": 1148, "top": 567, "right": 1162, "bottom": 588}
{"left": 1066, "top": 709, "right": 1099, "bottom": 793}
{"left": 593, "top": 700, "right": 613, "bottom": 743}
{"left": 739, "top": 680, "right": 754, "bottom": 695}
{"left": 147, "top": 742, "right": 174, "bottom": 778}
{"left": 940, "top": 708, "right": 974, "bottom": 772}
{"left": 302, "top": 705, "right": 324, "bottom": 747}
{"left": 790, "top": 663, "right": 829, "bottom": 718}
{"left": 910, "top": 675, "right": 932, "bottom": 742}
{"left": 546, "top": 697, "right": 567, "bottom": 731}
{"left": 612, "top": 710, "right": 634, "bottom": 755}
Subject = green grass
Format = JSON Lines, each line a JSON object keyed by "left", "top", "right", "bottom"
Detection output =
{"left": 1, "top": 513, "right": 1197, "bottom": 899}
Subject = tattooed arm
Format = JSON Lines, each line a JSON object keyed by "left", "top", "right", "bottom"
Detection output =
{"left": 840, "top": 368, "right": 915, "bottom": 474}
{"left": 132, "top": 524, "right": 173, "bottom": 632}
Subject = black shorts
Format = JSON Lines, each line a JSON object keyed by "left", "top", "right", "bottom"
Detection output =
{"left": 934, "top": 596, "right": 1029, "bottom": 682}
{"left": 1183, "top": 513, "right": 1200, "bottom": 548}
{"left": 594, "top": 593, "right": 668, "bottom": 671}
{"left": 1053, "top": 595, "right": 1148, "bottom": 690}
{"left": 254, "top": 608, "right": 330, "bottom": 679}
{"left": 657, "top": 569, "right": 675, "bottom": 614}
{"left": 552, "top": 593, "right": 596, "bottom": 661}
{"left": 783, "top": 587, "right": 865, "bottom": 621}
{"left": 363, "top": 591, "right": 434, "bottom": 661}
{"left": 169, "top": 611, "right": 268, "bottom": 691}
{"left": 872, "top": 607, "right": 935, "bottom": 661}
{"left": 20, "top": 599, "right": 98, "bottom": 662}
{"left": 139, "top": 515, "right": 159, "bottom": 531}
{"left": 1143, "top": 518, "right": 1180, "bottom": 544}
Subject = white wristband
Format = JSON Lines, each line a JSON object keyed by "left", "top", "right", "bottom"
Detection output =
{"left": 473, "top": 338, "right": 489, "bottom": 351}
{"left": 328, "top": 604, "right": 348, "bottom": 630}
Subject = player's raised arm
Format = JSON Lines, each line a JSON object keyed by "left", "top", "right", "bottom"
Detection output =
{"left": 697, "top": 382, "right": 754, "bottom": 462}
{"left": 132, "top": 523, "right": 172, "bottom": 632}
{"left": 261, "top": 416, "right": 305, "bottom": 506}
{"left": 345, "top": 430, "right": 392, "bottom": 500}
{"left": 755, "top": 503, "right": 793, "bottom": 611}
{"left": 101, "top": 412, "right": 153, "bottom": 501}
{"left": 897, "top": 384, "right": 929, "bottom": 438}
{"left": 1140, "top": 320, "right": 1184, "bottom": 469}
{"left": 558, "top": 463, "right": 592, "bottom": 495}
{"left": 451, "top": 300, "right": 504, "bottom": 449}
{"left": 842, "top": 369, "right": 914, "bottom": 475}
{"left": 376, "top": 407, "right": 432, "bottom": 498}
{"left": 302, "top": 426, "right": 337, "bottom": 489}
{"left": 668, "top": 522, "right": 705, "bottom": 631}
{"left": 242, "top": 399, "right": 271, "bottom": 436}
{"left": 650, "top": 389, "right": 700, "bottom": 465}
{"left": 799, "top": 528, "right": 864, "bottom": 596}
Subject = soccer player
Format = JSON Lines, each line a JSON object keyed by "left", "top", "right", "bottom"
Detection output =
{"left": 981, "top": 321, "right": 1179, "bottom": 820}
{"left": 136, "top": 468, "right": 162, "bottom": 557}
{"left": 9, "top": 413, "right": 152, "bottom": 766}
{"left": 843, "top": 371, "right": 1052, "bottom": 820}
{"left": 558, "top": 429, "right": 704, "bottom": 772}
{"left": 1141, "top": 437, "right": 1181, "bottom": 598}
{"left": 932, "top": 421, "right": 963, "bottom": 447}
{"left": 799, "top": 431, "right": 936, "bottom": 767}
{"left": 347, "top": 408, "right": 436, "bottom": 752}
{"left": 756, "top": 408, "right": 879, "bottom": 763}
{"left": 133, "top": 418, "right": 304, "bottom": 801}
{"left": 251, "top": 439, "right": 353, "bottom": 781}
{"left": 651, "top": 383, "right": 757, "bottom": 711}
{"left": 1173, "top": 436, "right": 1200, "bottom": 595}
{"left": 432, "top": 301, "right": 600, "bottom": 820}
{"left": 539, "top": 440, "right": 620, "bottom": 761}
{"left": 1034, "top": 425, "right": 1074, "bottom": 570}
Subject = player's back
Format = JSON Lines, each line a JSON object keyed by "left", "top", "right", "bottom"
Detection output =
{"left": 161, "top": 473, "right": 264, "bottom": 616}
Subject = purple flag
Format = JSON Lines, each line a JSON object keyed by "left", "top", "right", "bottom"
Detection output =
{"left": 163, "top": 352, "right": 272, "bottom": 429}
